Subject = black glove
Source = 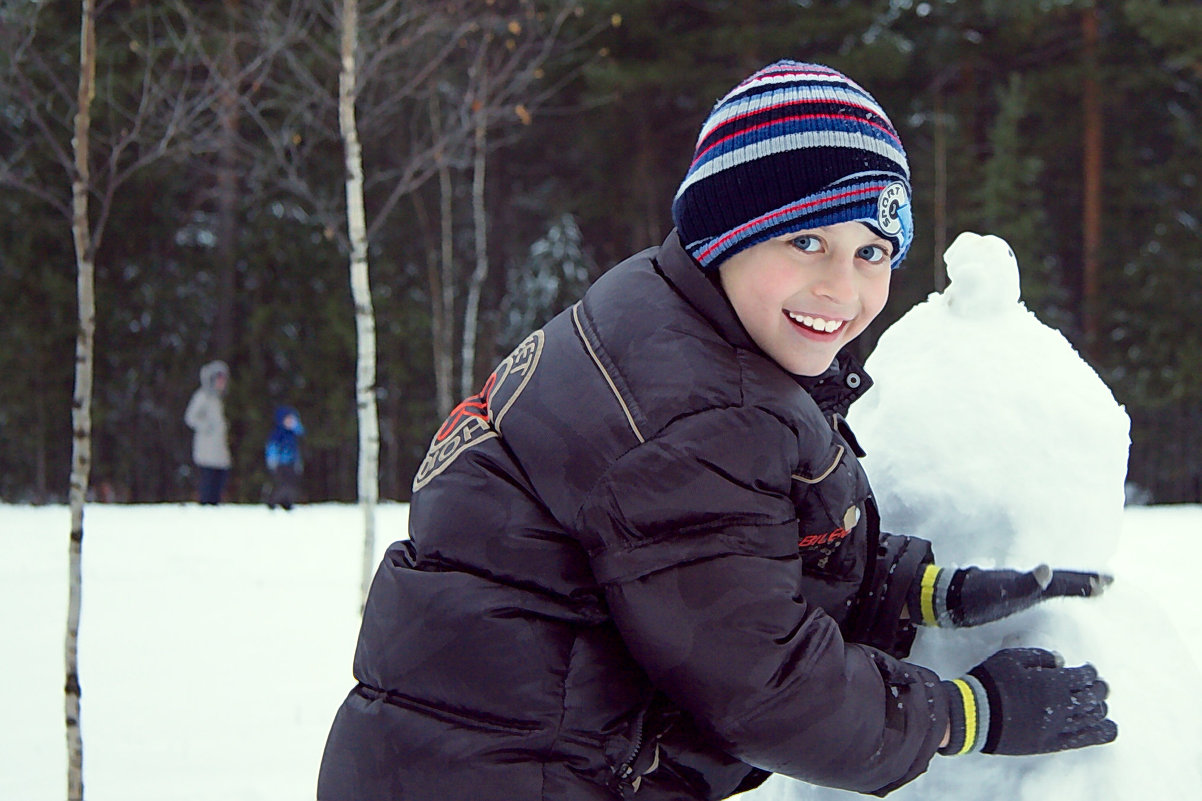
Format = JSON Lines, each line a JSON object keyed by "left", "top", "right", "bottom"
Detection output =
{"left": 910, "top": 564, "right": 1111, "bottom": 627}
{"left": 940, "top": 647, "right": 1117, "bottom": 756}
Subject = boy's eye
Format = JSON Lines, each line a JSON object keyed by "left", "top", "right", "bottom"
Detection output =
{"left": 789, "top": 235, "right": 822, "bottom": 253}
{"left": 858, "top": 244, "right": 889, "bottom": 264}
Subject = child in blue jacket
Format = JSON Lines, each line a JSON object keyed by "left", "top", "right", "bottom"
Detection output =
{"left": 265, "top": 405, "right": 304, "bottom": 510}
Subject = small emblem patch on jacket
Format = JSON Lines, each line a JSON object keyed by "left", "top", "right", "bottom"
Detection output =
{"left": 412, "top": 330, "right": 544, "bottom": 491}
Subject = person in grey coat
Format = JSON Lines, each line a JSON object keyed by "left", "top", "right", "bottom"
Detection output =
{"left": 184, "top": 360, "right": 231, "bottom": 505}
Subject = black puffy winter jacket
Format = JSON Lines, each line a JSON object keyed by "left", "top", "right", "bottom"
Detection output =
{"left": 317, "top": 231, "right": 946, "bottom": 801}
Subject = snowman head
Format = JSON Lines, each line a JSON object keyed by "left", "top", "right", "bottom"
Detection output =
{"left": 943, "top": 232, "right": 1022, "bottom": 316}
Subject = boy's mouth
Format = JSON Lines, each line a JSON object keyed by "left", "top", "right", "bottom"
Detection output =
{"left": 786, "top": 310, "right": 846, "bottom": 335}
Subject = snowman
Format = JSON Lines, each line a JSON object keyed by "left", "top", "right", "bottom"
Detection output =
{"left": 746, "top": 232, "right": 1202, "bottom": 801}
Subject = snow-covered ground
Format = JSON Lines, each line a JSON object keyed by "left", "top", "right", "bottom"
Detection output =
{"left": 3, "top": 503, "right": 401, "bottom": 801}
{"left": 2, "top": 502, "right": 1199, "bottom": 801}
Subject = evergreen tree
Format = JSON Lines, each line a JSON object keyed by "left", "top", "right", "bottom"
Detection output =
{"left": 499, "top": 212, "right": 593, "bottom": 349}
{"left": 974, "top": 73, "right": 1069, "bottom": 328}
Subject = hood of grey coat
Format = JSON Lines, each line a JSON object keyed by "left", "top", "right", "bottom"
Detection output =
{"left": 199, "top": 360, "right": 229, "bottom": 393}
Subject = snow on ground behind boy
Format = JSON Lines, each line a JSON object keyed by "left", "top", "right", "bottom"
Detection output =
{"left": 747, "top": 233, "right": 1202, "bottom": 801}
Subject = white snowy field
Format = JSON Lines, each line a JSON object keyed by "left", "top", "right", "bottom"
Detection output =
{"left": 2, "top": 501, "right": 1200, "bottom": 801}
{"left": 2, "top": 503, "right": 403, "bottom": 801}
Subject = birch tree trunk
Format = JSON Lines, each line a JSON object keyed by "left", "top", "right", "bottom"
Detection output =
{"left": 339, "top": 0, "right": 379, "bottom": 609}
{"left": 66, "top": 1, "right": 97, "bottom": 797}
{"left": 460, "top": 86, "right": 489, "bottom": 398}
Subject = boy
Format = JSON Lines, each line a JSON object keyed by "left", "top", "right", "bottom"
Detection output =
{"left": 318, "top": 61, "right": 1115, "bottom": 801}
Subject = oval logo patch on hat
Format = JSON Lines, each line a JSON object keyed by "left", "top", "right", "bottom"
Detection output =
{"left": 877, "top": 181, "right": 909, "bottom": 237}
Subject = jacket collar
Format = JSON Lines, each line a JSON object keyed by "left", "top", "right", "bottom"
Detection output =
{"left": 654, "top": 229, "right": 873, "bottom": 413}
{"left": 797, "top": 350, "right": 873, "bottom": 417}
{"left": 653, "top": 229, "right": 758, "bottom": 350}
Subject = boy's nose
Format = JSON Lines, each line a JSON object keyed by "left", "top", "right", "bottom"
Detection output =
{"left": 813, "top": 256, "right": 858, "bottom": 304}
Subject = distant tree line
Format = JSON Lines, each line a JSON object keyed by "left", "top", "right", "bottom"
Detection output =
{"left": 2, "top": 0, "right": 1200, "bottom": 505}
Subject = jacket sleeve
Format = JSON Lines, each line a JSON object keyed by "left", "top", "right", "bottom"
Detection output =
{"left": 184, "top": 391, "right": 208, "bottom": 431}
{"left": 575, "top": 406, "right": 948, "bottom": 795}
{"left": 848, "top": 530, "right": 934, "bottom": 659}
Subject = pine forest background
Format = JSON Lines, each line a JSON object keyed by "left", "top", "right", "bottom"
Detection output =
{"left": 2, "top": 0, "right": 1200, "bottom": 506}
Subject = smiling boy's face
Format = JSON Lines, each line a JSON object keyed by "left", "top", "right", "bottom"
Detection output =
{"left": 718, "top": 221, "right": 892, "bottom": 377}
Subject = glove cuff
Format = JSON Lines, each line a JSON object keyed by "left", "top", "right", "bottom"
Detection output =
{"left": 910, "top": 565, "right": 963, "bottom": 627}
{"left": 938, "top": 676, "right": 990, "bottom": 755}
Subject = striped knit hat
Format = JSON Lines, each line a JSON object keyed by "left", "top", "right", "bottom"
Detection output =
{"left": 672, "top": 61, "right": 913, "bottom": 271}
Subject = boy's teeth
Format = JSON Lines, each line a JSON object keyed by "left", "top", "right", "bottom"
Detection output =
{"left": 788, "top": 311, "right": 843, "bottom": 333}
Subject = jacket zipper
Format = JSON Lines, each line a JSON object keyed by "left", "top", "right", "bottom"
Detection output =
{"left": 616, "top": 703, "right": 649, "bottom": 785}
{"left": 614, "top": 694, "right": 677, "bottom": 795}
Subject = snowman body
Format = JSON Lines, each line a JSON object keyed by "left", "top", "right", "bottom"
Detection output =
{"left": 745, "top": 233, "right": 1200, "bottom": 801}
